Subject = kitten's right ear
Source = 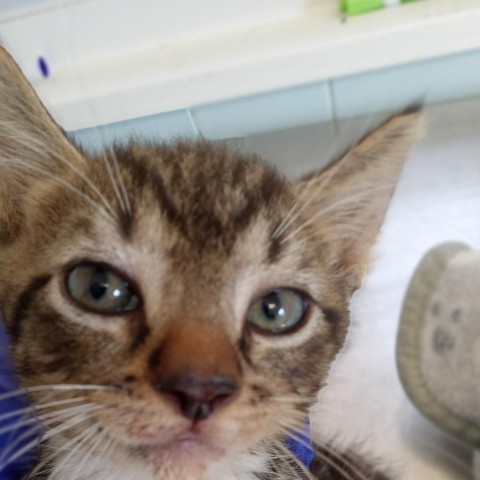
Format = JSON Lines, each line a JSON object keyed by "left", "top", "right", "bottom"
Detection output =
{"left": 0, "top": 47, "right": 85, "bottom": 240}
{"left": 290, "top": 110, "right": 422, "bottom": 290}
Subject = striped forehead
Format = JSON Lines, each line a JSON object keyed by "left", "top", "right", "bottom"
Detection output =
{"left": 106, "top": 142, "right": 292, "bottom": 258}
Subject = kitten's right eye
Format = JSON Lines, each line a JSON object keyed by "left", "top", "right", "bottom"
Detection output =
{"left": 66, "top": 264, "right": 140, "bottom": 314}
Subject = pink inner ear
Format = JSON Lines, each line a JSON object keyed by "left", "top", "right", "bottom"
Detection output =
{"left": 289, "top": 112, "right": 421, "bottom": 283}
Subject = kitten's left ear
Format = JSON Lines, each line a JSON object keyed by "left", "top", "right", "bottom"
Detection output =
{"left": 0, "top": 48, "right": 86, "bottom": 241}
{"left": 0, "top": 47, "right": 85, "bottom": 175}
{"left": 292, "top": 111, "right": 422, "bottom": 289}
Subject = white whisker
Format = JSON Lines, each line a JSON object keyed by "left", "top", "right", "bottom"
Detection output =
{"left": 0, "top": 410, "right": 97, "bottom": 474}
{"left": 48, "top": 150, "right": 117, "bottom": 220}
{"left": 0, "top": 403, "right": 101, "bottom": 466}
{"left": 270, "top": 395, "right": 316, "bottom": 405}
{"left": 295, "top": 224, "right": 365, "bottom": 247}
{"left": 100, "top": 149, "right": 126, "bottom": 215}
{"left": 0, "top": 427, "right": 42, "bottom": 474}
{"left": 47, "top": 422, "right": 101, "bottom": 480}
{"left": 320, "top": 443, "right": 375, "bottom": 480}
{"left": 37, "top": 403, "right": 101, "bottom": 423}
{"left": 0, "top": 138, "right": 117, "bottom": 219}
{"left": 0, "top": 416, "right": 40, "bottom": 436}
{"left": 274, "top": 440, "right": 315, "bottom": 480}
{"left": 0, "top": 422, "right": 42, "bottom": 466}
{"left": 0, "top": 397, "right": 87, "bottom": 423}
{"left": 263, "top": 444, "right": 299, "bottom": 480}
{"left": 311, "top": 447, "right": 357, "bottom": 480}
{"left": 42, "top": 411, "right": 98, "bottom": 443}
{"left": 109, "top": 146, "right": 132, "bottom": 216}
{"left": 1, "top": 158, "right": 116, "bottom": 225}
{"left": 88, "top": 430, "right": 117, "bottom": 479}
{"left": 29, "top": 423, "right": 99, "bottom": 479}
{"left": 0, "top": 384, "right": 117, "bottom": 403}
{"left": 69, "top": 428, "right": 108, "bottom": 480}
{"left": 273, "top": 155, "right": 345, "bottom": 240}
{"left": 280, "top": 185, "right": 391, "bottom": 244}
{"left": 279, "top": 421, "right": 373, "bottom": 480}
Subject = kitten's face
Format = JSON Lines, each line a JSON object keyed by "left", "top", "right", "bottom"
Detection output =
{"left": 1, "top": 141, "right": 349, "bottom": 479}
{"left": 0, "top": 48, "right": 420, "bottom": 480}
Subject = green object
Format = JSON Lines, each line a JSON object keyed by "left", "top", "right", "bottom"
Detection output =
{"left": 340, "top": 0, "right": 419, "bottom": 16}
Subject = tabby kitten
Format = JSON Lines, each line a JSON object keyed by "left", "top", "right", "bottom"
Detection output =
{"left": 0, "top": 47, "right": 420, "bottom": 480}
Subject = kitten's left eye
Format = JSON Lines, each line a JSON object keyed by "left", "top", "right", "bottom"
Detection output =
{"left": 66, "top": 264, "right": 140, "bottom": 314}
{"left": 247, "top": 289, "right": 308, "bottom": 334}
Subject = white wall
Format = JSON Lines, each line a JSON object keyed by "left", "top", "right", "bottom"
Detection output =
{"left": 2, "top": 0, "right": 480, "bottom": 134}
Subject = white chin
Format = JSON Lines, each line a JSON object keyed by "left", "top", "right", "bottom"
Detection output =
{"left": 139, "top": 438, "right": 225, "bottom": 479}
{"left": 78, "top": 438, "right": 262, "bottom": 480}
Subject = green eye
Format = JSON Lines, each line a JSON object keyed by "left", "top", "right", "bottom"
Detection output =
{"left": 66, "top": 264, "right": 140, "bottom": 314}
{"left": 247, "top": 289, "right": 308, "bottom": 334}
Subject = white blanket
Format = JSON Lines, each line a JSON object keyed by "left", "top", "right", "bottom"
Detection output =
{"left": 311, "top": 101, "right": 480, "bottom": 480}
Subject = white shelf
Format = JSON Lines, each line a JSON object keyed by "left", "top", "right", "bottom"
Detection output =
{"left": 2, "top": 0, "right": 480, "bottom": 130}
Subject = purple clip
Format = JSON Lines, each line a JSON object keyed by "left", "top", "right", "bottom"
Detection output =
{"left": 37, "top": 56, "right": 49, "bottom": 79}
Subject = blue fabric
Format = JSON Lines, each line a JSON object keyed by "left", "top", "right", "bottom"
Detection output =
{"left": 286, "top": 422, "right": 315, "bottom": 469}
{"left": 0, "top": 321, "right": 36, "bottom": 480}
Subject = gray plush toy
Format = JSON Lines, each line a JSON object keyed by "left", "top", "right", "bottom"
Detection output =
{"left": 397, "top": 242, "right": 480, "bottom": 480}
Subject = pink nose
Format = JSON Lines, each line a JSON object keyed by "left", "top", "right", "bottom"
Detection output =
{"left": 156, "top": 374, "right": 238, "bottom": 421}
{"left": 148, "top": 321, "right": 242, "bottom": 421}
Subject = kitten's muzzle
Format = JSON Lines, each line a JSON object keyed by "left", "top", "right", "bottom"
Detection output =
{"left": 156, "top": 375, "right": 238, "bottom": 421}
{"left": 148, "top": 321, "right": 241, "bottom": 421}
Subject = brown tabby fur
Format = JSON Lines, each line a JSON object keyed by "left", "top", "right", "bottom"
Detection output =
{"left": 0, "top": 47, "right": 420, "bottom": 480}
